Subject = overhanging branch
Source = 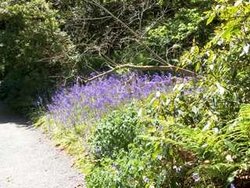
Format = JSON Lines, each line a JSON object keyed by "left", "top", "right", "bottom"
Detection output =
{"left": 84, "top": 64, "right": 196, "bottom": 83}
{"left": 87, "top": 0, "right": 170, "bottom": 66}
{"left": 84, "top": 0, "right": 197, "bottom": 81}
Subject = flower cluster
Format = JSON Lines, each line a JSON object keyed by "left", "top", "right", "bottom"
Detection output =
{"left": 48, "top": 73, "right": 174, "bottom": 127}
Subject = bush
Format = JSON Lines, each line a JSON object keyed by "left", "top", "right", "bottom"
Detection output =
{"left": 91, "top": 104, "right": 141, "bottom": 159}
{"left": 87, "top": 94, "right": 250, "bottom": 187}
{"left": 0, "top": 0, "right": 76, "bottom": 110}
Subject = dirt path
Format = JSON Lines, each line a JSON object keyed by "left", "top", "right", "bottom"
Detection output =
{"left": 0, "top": 103, "right": 85, "bottom": 188}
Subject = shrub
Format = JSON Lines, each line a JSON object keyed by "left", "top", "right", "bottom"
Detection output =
{"left": 0, "top": 0, "right": 76, "bottom": 110}
{"left": 91, "top": 104, "right": 141, "bottom": 159}
{"left": 87, "top": 94, "right": 250, "bottom": 187}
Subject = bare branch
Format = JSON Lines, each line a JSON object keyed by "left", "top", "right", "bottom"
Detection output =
{"left": 84, "top": 64, "right": 196, "bottom": 83}
{"left": 87, "top": 0, "right": 169, "bottom": 66}
{"left": 79, "top": 16, "right": 112, "bottom": 21}
{"left": 85, "top": 0, "right": 196, "bottom": 78}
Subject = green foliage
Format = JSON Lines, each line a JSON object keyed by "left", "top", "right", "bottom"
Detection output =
{"left": 48, "top": 0, "right": 212, "bottom": 69}
{"left": 87, "top": 93, "right": 250, "bottom": 187}
{"left": 86, "top": 1, "right": 250, "bottom": 187}
{"left": 30, "top": 0, "right": 249, "bottom": 187}
{"left": 181, "top": 0, "right": 250, "bottom": 80}
{"left": 0, "top": 0, "right": 76, "bottom": 110}
{"left": 91, "top": 104, "right": 141, "bottom": 159}
{"left": 148, "top": 8, "right": 204, "bottom": 45}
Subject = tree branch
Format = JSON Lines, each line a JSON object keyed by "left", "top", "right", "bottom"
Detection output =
{"left": 87, "top": 0, "right": 169, "bottom": 66}
{"left": 86, "top": 0, "right": 197, "bottom": 78}
{"left": 84, "top": 64, "right": 196, "bottom": 83}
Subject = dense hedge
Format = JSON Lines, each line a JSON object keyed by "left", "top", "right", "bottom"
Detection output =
{"left": 0, "top": 0, "right": 76, "bottom": 110}
{"left": 91, "top": 104, "right": 141, "bottom": 159}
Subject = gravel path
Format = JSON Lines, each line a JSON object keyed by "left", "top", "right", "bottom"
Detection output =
{"left": 0, "top": 103, "right": 85, "bottom": 188}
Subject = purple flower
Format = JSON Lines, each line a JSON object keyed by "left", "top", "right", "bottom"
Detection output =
{"left": 47, "top": 73, "right": 179, "bottom": 128}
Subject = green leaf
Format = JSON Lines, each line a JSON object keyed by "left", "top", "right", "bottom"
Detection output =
{"left": 206, "top": 12, "right": 216, "bottom": 25}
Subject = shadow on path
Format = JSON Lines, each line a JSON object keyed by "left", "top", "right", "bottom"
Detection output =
{"left": 0, "top": 101, "right": 30, "bottom": 126}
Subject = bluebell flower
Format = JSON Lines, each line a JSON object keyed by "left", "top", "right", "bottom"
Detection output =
{"left": 47, "top": 72, "right": 180, "bottom": 128}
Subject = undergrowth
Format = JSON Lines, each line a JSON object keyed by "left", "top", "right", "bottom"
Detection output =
{"left": 36, "top": 1, "right": 250, "bottom": 187}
